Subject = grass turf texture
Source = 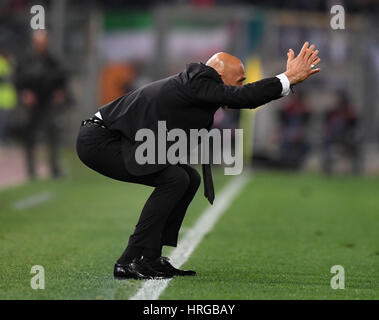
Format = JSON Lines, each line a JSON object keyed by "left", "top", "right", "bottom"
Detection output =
{"left": 0, "top": 151, "right": 378, "bottom": 299}
{"left": 0, "top": 151, "right": 229, "bottom": 299}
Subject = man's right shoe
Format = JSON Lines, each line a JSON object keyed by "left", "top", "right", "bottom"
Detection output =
{"left": 136, "top": 256, "right": 175, "bottom": 279}
{"left": 146, "top": 256, "right": 197, "bottom": 276}
{"left": 114, "top": 258, "right": 174, "bottom": 280}
{"left": 114, "top": 261, "right": 150, "bottom": 280}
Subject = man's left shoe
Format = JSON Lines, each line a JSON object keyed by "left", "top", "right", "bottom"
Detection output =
{"left": 146, "top": 256, "right": 197, "bottom": 276}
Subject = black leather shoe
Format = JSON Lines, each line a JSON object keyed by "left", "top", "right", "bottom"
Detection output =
{"left": 114, "top": 261, "right": 152, "bottom": 280}
{"left": 149, "top": 256, "right": 197, "bottom": 276}
{"left": 137, "top": 256, "right": 175, "bottom": 279}
{"left": 114, "top": 257, "right": 175, "bottom": 280}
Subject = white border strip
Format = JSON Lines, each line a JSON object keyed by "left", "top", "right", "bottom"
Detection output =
{"left": 129, "top": 173, "right": 250, "bottom": 300}
{"left": 11, "top": 192, "right": 53, "bottom": 211}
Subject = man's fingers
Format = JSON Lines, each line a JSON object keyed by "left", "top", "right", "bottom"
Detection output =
{"left": 310, "top": 68, "right": 321, "bottom": 75}
{"left": 312, "top": 57, "right": 321, "bottom": 66}
{"left": 287, "top": 49, "right": 295, "bottom": 61}
{"left": 309, "top": 49, "right": 319, "bottom": 63}
{"left": 304, "top": 44, "right": 315, "bottom": 60}
{"left": 311, "top": 50, "right": 319, "bottom": 61}
{"left": 299, "top": 41, "right": 309, "bottom": 57}
{"left": 290, "top": 49, "right": 295, "bottom": 59}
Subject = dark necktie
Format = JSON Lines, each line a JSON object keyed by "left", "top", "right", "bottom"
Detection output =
{"left": 202, "top": 163, "right": 214, "bottom": 205}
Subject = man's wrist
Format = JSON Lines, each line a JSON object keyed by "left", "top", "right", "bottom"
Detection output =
{"left": 276, "top": 73, "right": 291, "bottom": 96}
{"left": 284, "top": 71, "right": 297, "bottom": 85}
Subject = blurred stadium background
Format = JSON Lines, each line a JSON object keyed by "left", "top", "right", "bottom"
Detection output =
{"left": 0, "top": 0, "right": 379, "bottom": 300}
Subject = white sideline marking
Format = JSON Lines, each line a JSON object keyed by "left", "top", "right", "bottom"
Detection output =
{"left": 129, "top": 173, "right": 250, "bottom": 300}
{"left": 11, "top": 192, "right": 53, "bottom": 210}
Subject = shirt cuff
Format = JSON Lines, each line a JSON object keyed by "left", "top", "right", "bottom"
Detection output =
{"left": 276, "top": 73, "right": 291, "bottom": 96}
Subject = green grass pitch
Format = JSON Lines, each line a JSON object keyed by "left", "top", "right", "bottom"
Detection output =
{"left": 0, "top": 151, "right": 378, "bottom": 299}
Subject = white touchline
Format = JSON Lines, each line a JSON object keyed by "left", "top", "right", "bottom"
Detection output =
{"left": 129, "top": 172, "right": 251, "bottom": 300}
{"left": 11, "top": 191, "right": 53, "bottom": 211}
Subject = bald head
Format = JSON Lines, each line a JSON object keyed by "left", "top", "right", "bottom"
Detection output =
{"left": 206, "top": 52, "right": 246, "bottom": 86}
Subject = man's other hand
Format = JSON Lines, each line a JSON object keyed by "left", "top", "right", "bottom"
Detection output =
{"left": 284, "top": 41, "right": 321, "bottom": 85}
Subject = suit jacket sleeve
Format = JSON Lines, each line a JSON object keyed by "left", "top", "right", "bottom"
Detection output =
{"left": 189, "top": 68, "right": 283, "bottom": 109}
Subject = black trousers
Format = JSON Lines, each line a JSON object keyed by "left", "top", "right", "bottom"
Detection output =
{"left": 76, "top": 121, "right": 200, "bottom": 262}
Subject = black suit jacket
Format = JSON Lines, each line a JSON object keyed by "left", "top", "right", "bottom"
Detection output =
{"left": 99, "top": 62, "right": 283, "bottom": 177}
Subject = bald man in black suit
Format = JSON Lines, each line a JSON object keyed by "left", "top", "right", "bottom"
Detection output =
{"left": 76, "top": 42, "right": 320, "bottom": 280}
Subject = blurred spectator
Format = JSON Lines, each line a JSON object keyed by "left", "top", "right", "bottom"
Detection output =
{"left": 14, "top": 30, "right": 68, "bottom": 180}
{"left": 0, "top": 52, "right": 17, "bottom": 144}
{"left": 278, "top": 91, "right": 310, "bottom": 169}
{"left": 322, "top": 90, "right": 361, "bottom": 175}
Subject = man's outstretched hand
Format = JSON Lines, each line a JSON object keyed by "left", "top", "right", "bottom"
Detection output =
{"left": 284, "top": 41, "right": 321, "bottom": 85}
